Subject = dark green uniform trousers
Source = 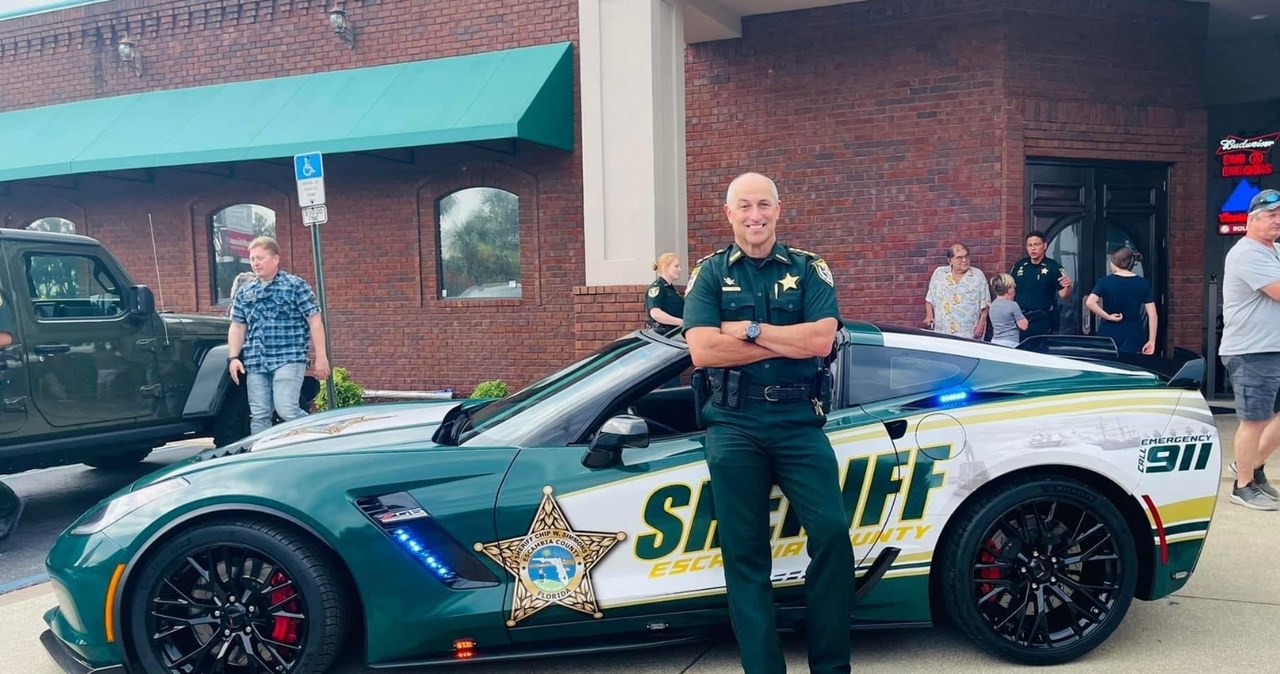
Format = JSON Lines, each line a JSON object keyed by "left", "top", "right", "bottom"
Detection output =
{"left": 703, "top": 398, "right": 853, "bottom": 674}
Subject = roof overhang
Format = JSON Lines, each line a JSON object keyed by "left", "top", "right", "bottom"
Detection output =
{"left": 0, "top": 42, "right": 574, "bottom": 184}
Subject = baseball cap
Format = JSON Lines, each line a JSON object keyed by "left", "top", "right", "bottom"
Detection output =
{"left": 1249, "top": 189, "right": 1280, "bottom": 214}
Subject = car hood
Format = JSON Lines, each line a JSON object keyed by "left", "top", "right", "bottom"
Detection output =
{"left": 160, "top": 311, "right": 232, "bottom": 336}
{"left": 130, "top": 401, "right": 461, "bottom": 490}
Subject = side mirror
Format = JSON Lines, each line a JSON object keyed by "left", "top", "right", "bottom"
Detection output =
{"left": 581, "top": 415, "right": 649, "bottom": 468}
{"left": 128, "top": 285, "right": 156, "bottom": 314}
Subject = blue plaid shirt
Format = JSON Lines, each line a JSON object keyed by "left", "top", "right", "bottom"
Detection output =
{"left": 231, "top": 271, "right": 320, "bottom": 373}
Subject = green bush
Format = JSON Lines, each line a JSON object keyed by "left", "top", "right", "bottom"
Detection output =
{"left": 470, "top": 380, "right": 509, "bottom": 399}
{"left": 314, "top": 367, "right": 366, "bottom": 411}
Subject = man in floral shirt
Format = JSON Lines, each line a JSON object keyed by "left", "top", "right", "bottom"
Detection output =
{"left": 923, "top": 243, "right": 990, "bottom": 339}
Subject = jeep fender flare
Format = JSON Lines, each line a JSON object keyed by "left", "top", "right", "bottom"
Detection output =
{"left": 182, "top": 344, "right": 238, "bottom": 418}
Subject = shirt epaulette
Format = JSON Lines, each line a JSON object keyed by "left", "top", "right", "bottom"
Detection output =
{"left": 787, "top": 246, "right": 821, "bottom": 259}
{"left": 694, "top": 247, "right": 727, "bottom": 268}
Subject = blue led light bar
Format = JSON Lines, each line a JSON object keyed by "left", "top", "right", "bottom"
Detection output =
{"left": 392, "top": 527, "right": 457, "bottom": 580}
{"left": 937, "top": 390, "right": 969, "bottom": 405}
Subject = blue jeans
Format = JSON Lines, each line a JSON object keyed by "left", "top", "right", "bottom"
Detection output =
{"left": 247, "top": 362, "right": 308, "bottom": 435}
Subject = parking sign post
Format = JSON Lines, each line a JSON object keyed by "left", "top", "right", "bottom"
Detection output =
{"left": 294, "top": 152, "right": 338, "bottom": 408}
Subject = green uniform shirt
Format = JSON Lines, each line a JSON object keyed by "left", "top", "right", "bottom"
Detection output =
{"left": 643, "top": 278, "right": 684, "bottom": 327}
{"left": 684, "top": 242, "right": 842, "bottom": 386}
{"left": 1011, "top": 256, "right": 1065, "bottom": 312}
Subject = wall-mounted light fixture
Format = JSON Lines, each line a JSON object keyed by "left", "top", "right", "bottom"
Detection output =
{"left": 329, "top": 5, "right": 357, "bottom": 49}
{"left": 117, "top": 34, "right": 142, "bottom": 77}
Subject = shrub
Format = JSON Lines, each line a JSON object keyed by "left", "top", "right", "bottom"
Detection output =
{"left": 470, "top": 380, "right": 509, "bottom": 399}
{"left": 314, "top": 367, "right": 365, "bottom": 411}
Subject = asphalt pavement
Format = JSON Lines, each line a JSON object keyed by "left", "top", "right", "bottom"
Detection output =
{"left": 1, "top": 420, "right": 1277, "bottom": 673}
{"left": 0, "top": 440, "right": 210, "bottom": 593}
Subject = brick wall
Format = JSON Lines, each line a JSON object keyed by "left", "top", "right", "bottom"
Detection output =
{"left": 1001, "top": 0, "right": 1209, "bottom": 351}
{"left": 687, "top": 0, "right": 1008, "bottom": 329}
{"left": 686, "top": 0, "right": 1209, "bottom": 352}
{"left": 0, "top": 0, "right": 583, "bottom": 394}
{"left": 0, "top": 0, "right": 1215, "bottom": 393}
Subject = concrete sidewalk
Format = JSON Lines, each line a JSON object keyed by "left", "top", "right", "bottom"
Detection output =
{"left": 4, "top": 418, "right": 1277, "bottom": 673}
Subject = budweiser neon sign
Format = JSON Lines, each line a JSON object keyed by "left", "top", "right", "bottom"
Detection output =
{"left": 1217, "top": 132, "right": 1277, "bottom": 178}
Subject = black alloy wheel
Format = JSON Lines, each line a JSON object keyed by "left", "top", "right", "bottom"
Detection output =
{"left": 940, "top": 475, "right": 1138, "bottom": 665}
{"left": 129, "top": 519, "right": 346, "bottom": 674}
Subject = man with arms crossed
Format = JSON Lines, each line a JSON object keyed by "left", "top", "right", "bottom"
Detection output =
{"left": 1221, "top": 189, "right": 1280, "bottom": 510}
{"left": 684, "top": 172, "right": 853, "bottom": 673}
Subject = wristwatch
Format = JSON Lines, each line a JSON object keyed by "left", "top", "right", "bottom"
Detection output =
{"left": 745, "top": 322, "right": 761, "bottom": 343}
{"left": 227, "top": 355, "right": 242, "bottom": 363}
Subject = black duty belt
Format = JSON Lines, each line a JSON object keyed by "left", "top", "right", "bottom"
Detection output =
{"left": 746, "top": 383, "right": 813, "bottom": 402}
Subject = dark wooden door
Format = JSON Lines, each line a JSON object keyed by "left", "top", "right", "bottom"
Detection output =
{"left": 1025, "top": 160, "right": 1169, "bottom": 352}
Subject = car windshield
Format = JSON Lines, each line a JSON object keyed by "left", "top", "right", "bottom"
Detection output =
{"left": 458, "top": 333, "right": 686, "bottom": 448}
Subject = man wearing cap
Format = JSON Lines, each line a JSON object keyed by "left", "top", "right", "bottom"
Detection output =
{"left": 1011, "top": 231, "right": 1072, "bottom": 340}
{"left": 1220, "top": 188, "right": 1280, "bottom": 511}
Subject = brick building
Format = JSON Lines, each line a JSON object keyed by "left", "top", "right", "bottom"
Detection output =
{"left": 0, "top": 0, "right": 1275, "bottom": 395}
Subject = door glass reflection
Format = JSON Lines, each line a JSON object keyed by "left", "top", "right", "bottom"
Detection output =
{"left": 1047, "top": 219, "right": 1081, "bottom": 335}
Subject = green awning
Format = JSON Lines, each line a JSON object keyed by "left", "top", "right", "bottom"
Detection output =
{"left": 0, "top": 42, "right": 574, "bottom": 183}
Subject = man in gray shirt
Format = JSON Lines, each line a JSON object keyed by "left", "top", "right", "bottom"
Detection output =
{"left": 1220, "top": 189, "right": 1280, "bottom": 511}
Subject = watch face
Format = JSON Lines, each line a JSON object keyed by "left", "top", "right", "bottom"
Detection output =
{"left": 746, "top": 323, "right": 761, "bottom": 339}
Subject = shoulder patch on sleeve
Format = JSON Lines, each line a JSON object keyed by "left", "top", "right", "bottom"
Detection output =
{"left": 647, "top": 286, "right": 660, "bottom": 298}
{"left": 685, "top": 265, "right": 702, "bottom": 293}
{"left": 813, "top": 258, "right": 834, "bottom": 287}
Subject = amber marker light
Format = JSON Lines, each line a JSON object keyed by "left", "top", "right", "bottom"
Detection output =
{"left": 104, "top": 563, "right": 127, "bottom": 642}
{"left": 454, "top": 638, "right": 477, "bottom": 659}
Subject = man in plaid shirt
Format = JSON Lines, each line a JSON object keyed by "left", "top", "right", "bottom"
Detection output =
{"left": 228, "top": 237, "right": 331, "bottom": 435}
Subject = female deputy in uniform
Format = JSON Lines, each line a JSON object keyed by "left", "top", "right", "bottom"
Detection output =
{"left": 644, "top": 252, "right": 685, "bottom": 330}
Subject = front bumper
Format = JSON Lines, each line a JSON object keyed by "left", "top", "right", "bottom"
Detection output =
{"left": 43, "top": 532, "right": 131, "bottom": 671}
{"left": 40, "top": 628, "right": 124, "bottom": 674}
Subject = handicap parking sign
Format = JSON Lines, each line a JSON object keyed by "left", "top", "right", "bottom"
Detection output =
{"left": 294, "top": 153, "right": 324, "bottom": 181}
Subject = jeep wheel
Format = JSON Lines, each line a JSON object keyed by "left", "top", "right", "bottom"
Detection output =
{"left": 84, "top": 448, "right": 152, "bottom": 470}
{"left": 128, "top": 518, "right": 347, "bottom": 674}
{"left": 939, "top": 475, "right": 1138, "bottom": 665}
{"left": 212, "top": 385, "right": 251, "bottom": 447}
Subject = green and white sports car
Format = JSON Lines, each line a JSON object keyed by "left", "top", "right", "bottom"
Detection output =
{"left": 41, "top": 323, "right": 1219, "bottom": 674}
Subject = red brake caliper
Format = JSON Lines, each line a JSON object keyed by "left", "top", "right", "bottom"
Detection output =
{"left": 977, "top": 537, "right": 1002, "bottom": 601}
{"left": 269, "top": 571, "right": 301, "bottom": 645}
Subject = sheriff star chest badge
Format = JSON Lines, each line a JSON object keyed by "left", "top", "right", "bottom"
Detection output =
{"left": 475, "top": 486, "right": 625, "bottom": 626}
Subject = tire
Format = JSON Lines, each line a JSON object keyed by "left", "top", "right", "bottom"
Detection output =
{"left": 212, "top": 384, "right": 251, "bottom": 447}
{"left": 128, "top": 518, "right": 347, "bottom": 674}
{"left": 84, "top": 448, "right": 152, "bottom": 470}
{"left": 939, "top": 475, "right": 1138, "bottom": 665}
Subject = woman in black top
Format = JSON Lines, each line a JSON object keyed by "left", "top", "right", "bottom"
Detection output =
{"left": 1085, "top": 246, "right": 1157, "bottom": 354}
{"left": 644, "top": 253, "right": 684, "bottom": 330}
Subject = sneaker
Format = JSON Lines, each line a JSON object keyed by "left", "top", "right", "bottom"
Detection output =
{"left": 1231, "top": 482, "right": 1279, "bottom": 511}
{"left": 1230, "top": 462, "right": 1279, "bottom": 500}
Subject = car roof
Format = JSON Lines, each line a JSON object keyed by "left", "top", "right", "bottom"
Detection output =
{"left": 0, "top": 228, "right": 101, "bottom": 246}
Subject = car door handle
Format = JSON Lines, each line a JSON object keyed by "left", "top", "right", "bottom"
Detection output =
{"left": 34, "top": 344, "right": 71, "bottom": 355}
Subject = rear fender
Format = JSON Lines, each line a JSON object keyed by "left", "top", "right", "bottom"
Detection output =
{"left": 182, "top": 344, "right": 235, "bottom": 418}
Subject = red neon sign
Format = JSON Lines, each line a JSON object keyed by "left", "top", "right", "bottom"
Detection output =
{"left": 1218, "top": 133, "right": 1277, "bottom": 178}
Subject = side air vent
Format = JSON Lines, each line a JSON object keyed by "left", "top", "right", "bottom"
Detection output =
{"left": 353, "top": 492, "right": 499, "bottom": 589}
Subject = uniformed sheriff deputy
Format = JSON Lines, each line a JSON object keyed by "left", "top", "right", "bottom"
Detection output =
{"left": 644, "top": 252, "right": 685, "bottom": 331}
{"left": 1010, "top": 230, "right": 1072, "bottom": 340}
{"left": 684, "top": 172, "right": 852, "bottom": 674}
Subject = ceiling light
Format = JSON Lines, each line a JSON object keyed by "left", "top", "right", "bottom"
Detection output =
{"left": 1248, "top": 13, "right": 1268, "bottom": 20}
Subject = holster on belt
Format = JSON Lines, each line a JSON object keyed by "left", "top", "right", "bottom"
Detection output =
{"left": 813, "top": 368, "right": 833, "bottom": 410}
{"left": 691, "top": 368, "right": 709, "bottom": 427}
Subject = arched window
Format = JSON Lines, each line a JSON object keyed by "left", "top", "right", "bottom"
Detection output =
{"left": 211, "top": 204, "right": 276, "bottom": 303}
{"left": 437, "top": 188, "right": 521, "bottom": 299}
{"left": 27, "top": 217, "right": 76, "bottom": 234}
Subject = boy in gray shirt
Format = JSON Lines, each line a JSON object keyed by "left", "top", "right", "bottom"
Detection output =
{"left": 989, "top": 273, "right": 1027, "bottom": 347}
{"left": 1221, "top": 189, "right": 1280, "bottom": 511}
